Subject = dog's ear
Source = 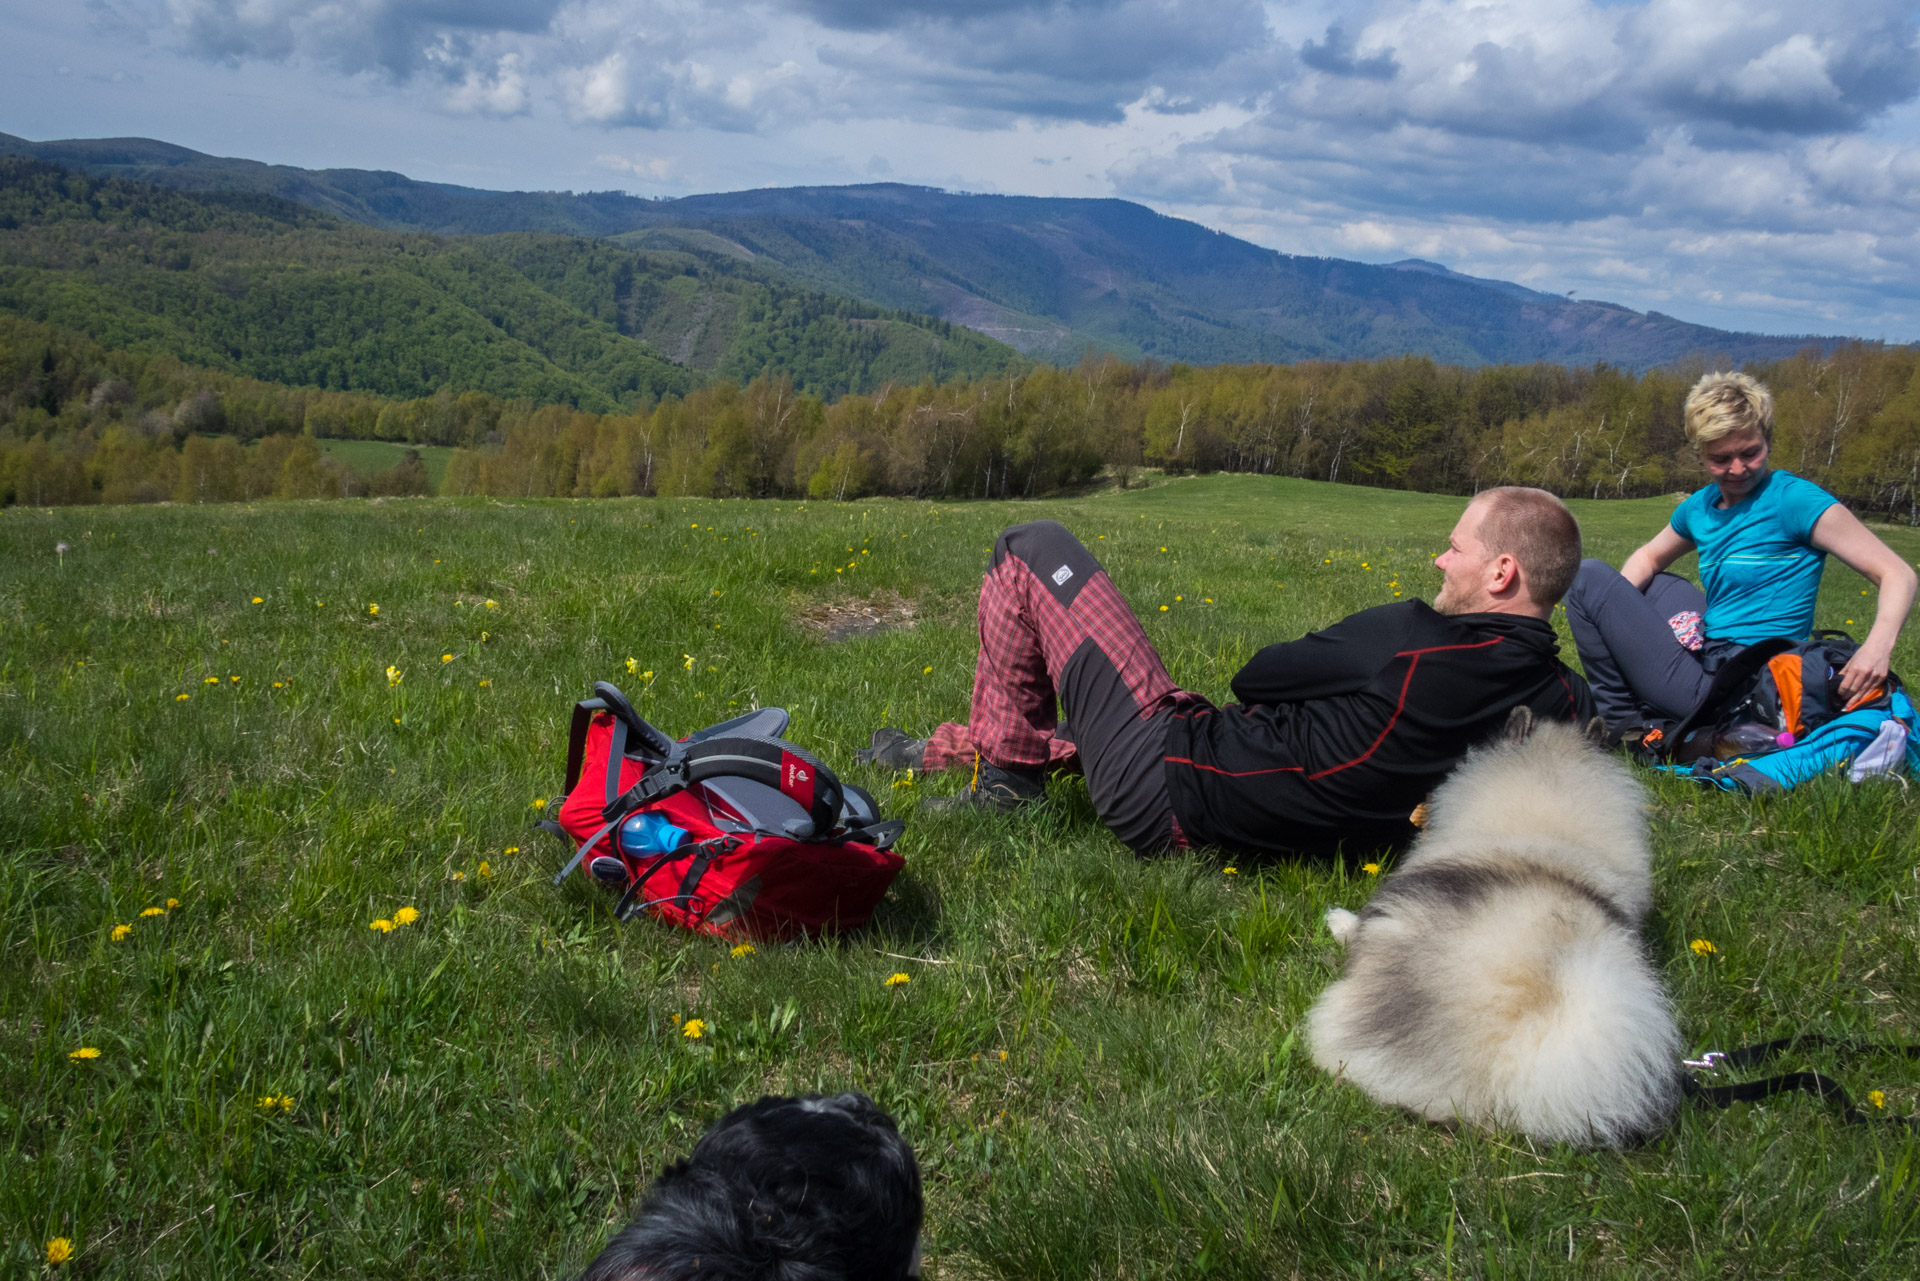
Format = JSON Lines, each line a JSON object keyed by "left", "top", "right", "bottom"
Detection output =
{"left": 1502, "top": 705, "right": 1534, "bottom": 745}
{"left": 1584, "top": 716, "right": 1609, "bottom": 747}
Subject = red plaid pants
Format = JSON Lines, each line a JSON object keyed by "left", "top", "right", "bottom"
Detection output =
{"left": 926, "top": 521, "right": 1199, "bottom": 772}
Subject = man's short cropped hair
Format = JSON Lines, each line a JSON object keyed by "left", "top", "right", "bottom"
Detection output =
{"left": 578, "top": 1092, "right": 922, "bottom": 1281}
{"left": 1474, "top": 486, "right": 1582, "bottom": 606}
{"left": 1684, "top": 371, "right": 1774, "bottom": 448}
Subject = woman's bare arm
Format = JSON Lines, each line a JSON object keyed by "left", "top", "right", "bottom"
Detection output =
{"left": 1810, "top": 505, "right": 1920, "bottom": 700}
{"left": 1620, "top": 524, "right": 1695, "bottom": 591}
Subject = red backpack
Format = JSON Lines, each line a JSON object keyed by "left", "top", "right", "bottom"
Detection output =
{"left": 540, "top": 683, "right": 905, "bottom": 939}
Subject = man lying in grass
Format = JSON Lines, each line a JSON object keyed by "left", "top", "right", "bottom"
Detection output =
{"left": 865, "top": 487, "right": 1596, "bottom": 859}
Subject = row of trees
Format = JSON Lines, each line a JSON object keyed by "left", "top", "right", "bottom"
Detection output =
{"left": 6, "top": 313, "right": 1920, "bottom": 519}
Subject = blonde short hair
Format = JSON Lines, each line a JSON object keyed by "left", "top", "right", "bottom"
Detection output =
{"left": 1684, "top": 372, "right": 1773, "bottom": 448}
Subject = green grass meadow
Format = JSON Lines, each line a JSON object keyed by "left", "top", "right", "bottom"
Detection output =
{"left": 5, "top": 475, "right": 1920, "bottom": 1278}
{"left": 311, "top": 440, "right": 457, "bottom": 490}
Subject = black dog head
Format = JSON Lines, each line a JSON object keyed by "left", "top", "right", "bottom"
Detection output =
{"left": 579, "top": 1092, "right": 922, "bottom": 1281}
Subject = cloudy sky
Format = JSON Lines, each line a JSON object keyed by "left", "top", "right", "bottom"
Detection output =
{"left": 4, "top": 1, "right": 1919, "bottom": 340}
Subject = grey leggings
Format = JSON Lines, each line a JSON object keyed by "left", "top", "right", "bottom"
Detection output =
{"left": 1562, "top": 558, "right": 1715, "bottom": 729}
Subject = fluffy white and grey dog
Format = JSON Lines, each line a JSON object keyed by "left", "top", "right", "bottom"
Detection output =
{"left": 1306, "top": 708, "right": 1680, "bottom": 1148}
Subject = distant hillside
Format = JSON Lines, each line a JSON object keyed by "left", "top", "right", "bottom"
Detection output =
{"left": 0, "top": 131, "right": 1856, "bottom": 371}
{"left": 0, "top": 154, "right": 1020, "bottom": 407}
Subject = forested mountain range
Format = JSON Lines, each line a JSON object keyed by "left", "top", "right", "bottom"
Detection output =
{"left": 0, "top": 155, "right": 1017, "bottom": 407}
{"left": 0, "top": 131, "right": 1854, "bottom": 371}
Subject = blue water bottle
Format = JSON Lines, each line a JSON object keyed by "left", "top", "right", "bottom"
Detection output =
{"left": 618, "top": 812, "right": 690, "bottom": 856}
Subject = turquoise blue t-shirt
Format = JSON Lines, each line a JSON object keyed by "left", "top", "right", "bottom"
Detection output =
{"left": 1669, "top": 469, "right": 1838, "bottom": 645}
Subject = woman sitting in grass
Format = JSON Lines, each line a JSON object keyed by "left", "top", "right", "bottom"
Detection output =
{"left": 1563, "top": 371, "right": 1918, "bottom": 734}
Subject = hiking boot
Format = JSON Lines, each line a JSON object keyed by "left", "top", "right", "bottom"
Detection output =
{"left": 921, "top": 761, "right": 1046, "bottom": 813}
{"left": 857, "top": 727, "right": 927, "bottom": 772}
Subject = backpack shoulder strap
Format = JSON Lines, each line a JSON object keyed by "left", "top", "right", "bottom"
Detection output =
{"left": 605, "top": 735, "right": 845, "bottom": 837}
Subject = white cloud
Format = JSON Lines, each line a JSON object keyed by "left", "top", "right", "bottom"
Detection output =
{"left": 441, "top": 51, "right": 529, "bottom": 116}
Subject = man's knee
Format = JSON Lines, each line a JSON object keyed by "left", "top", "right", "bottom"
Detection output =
{"left": 993, "top": 520, "right": 1103, "bottom": 607}
{"left": 993, "top": 519, "right": 1076, "bottom": 565}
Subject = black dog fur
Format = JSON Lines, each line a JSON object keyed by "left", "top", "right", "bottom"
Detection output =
{"left": 578, "top": 1092, "right": 922, "bottom": 1281}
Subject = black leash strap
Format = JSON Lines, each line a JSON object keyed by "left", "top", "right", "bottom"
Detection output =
{"left": 1683, "top": 1035, "right": 1920, "bottom": 1128}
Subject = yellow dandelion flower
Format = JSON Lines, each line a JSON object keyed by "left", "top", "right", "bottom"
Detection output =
{"left": 532, "top": 797, "right": 548, "bottom": 810}
{"left": 393, "top": 717, "right": 401, "bottom": 724}
{"left": 441, "top": 654, "right": 453, "bottom": 663}
{"left": 479, "top": 679, "right": 490, "bottom": 686}
{"left": 251, "top": 596, "right": 263, "bottom": 604}
{"left": 176, "top": 693, "right": 190, "bottom": 702}
{"left": 478, "top": 861, "right": 493, "bottom": 879}
{"left": 1205, "top": 598, "right": 1213, "bottom": 603}
{"left": 641, "top": 670, "right": 654, "bottom": 681}
{"left": 480, "top": 631, "right": 490, "bottom": 642}
{"left": 1690, "top": 938, "right": 1718, "bottom": 956}
{"left": 999, "top": 1049, "right": 1009, "bottom": 1061}
{"left": 316, "top": 600, "right": 325, "bottom": 607}
{"left": 68, "top": 1047, "right": 100, "bottom": 1060}
{"left": 47, "top": 1237, "right": 75, "bottom": 1264}
{"left": 682, "top": 1018, "right": 707, "bottom": 1039}
{"left": 484, "top": 599, "right": 498, "bottom": 610}
{"left": 1175, "top": 595, "right": 1183, "bottom": 602}
{"left": 204, "top": 676, "right": 219, "bottom": 685}
{"left": 1159, "top": 605, "right": 1169, "bottom": 612}
{"left": 1160, "top": 546, "right": 1168, "bottom": 552}
{"left": 272, "top": 681, "right": 284, "bottom": 688}
{"left": 386, "top": 665, "right": 403, "bottom": 686}
{"left": 370, "top": 919, "right": 394, "bottom": 933}
{"left": 140, "top": 906, "right": 165, "bottom": 918}
{"left": 230, "top": 675, "right": 240, "bottom": 683}
{"left": 884, "top": 972, "right": 911, "bottom": 987}
{"left": 626, "top": 657, "right": 639, "bottom": 674}
{"left": 922, "top": 665, "right": 933, "bottom": 674}
{"left": 451, "top": 871, "right": 465, "bottom": 882}
{"left": 393, "top": 906, "right": 420, "bottom": 926}
{"left": 1362, "top": 862, "right": 1381, "bottom": 875}
{"left": 683, "top": 654, "right": 695, "bottom": 671}
{"left": 1869, "top": 1089, "right": 1887, "bottom": 1109}
{"left": 503, "top": 846, "right": 520, "bottom": 855}
{"left": 257, "top": 1095, "right": 279, "bottom": 1109}
{"left": 281, "top": 1094, "right": 295, "bottom": 1111}
{"left": 1223, "top": 866, "right": 1239, "bottom": 875}
{"left": 731, "top": 943, "right": 756, "bottom": 958}
{"left": 166, "top": 898, "right": 180, "bottom": 909}
{"left": 368, "top": 604, "right": 379, "bottom": 616}
{"left": 111, "top": 923, "right": 132, "bottom": 941}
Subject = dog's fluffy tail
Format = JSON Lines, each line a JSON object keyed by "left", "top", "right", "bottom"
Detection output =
{"left": 1309, "top": 878, "right": 1681, "bottom": 1148}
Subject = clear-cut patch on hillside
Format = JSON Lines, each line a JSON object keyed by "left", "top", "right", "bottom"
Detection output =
{"left": 798, "top": 589, "right": 919, "bottom": 642}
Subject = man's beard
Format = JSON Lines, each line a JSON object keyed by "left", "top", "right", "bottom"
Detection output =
{"left": 1432, "top": 579, "right": 1470, "bottom": 615}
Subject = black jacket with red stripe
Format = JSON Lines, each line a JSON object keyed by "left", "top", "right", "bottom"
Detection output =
{"left": 1163, "top": 600, "right": 1594, "bottom": 858}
